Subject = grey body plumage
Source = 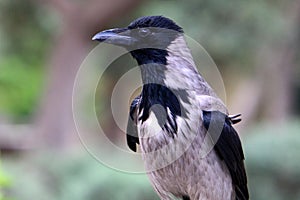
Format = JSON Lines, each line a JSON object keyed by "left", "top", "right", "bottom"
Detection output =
{"left": 93, "top": 16, "right": 249, "bottom": 200}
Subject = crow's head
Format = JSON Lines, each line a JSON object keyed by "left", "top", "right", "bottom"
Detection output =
{"left": 92, "top": 16, "right": 184, "bottom": 65}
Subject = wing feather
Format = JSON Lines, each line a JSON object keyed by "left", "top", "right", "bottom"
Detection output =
{"left": 203, "top": 110, "right": 249, "bottom": 200}
{"left": 126, "top": 96, "right": 141, "bottom": 152}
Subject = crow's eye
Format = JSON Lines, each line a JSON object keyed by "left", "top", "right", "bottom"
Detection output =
{"left": 138, "top": 28, "right": 151, "bottom": 37}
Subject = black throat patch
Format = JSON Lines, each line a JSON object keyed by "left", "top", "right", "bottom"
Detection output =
{"left": 139, "top": 83, "right": 189, "bottom": 137}
{"left": 130, "top": 49, "right": 168, "bottom": 65}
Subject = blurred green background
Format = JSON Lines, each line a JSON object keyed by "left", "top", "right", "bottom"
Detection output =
{"left": 0, "top": 0, "right": 300, "bottom": 199}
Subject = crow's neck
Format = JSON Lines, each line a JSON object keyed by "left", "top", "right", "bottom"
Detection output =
{"left": 136, "top": 36, "right": 216, "bottom": 121}
{"left": 136, "top": 36, "right": 200, "bottom": 89}
{"left": 166, "top": 35, "right": 195, "bottom": 68}
{"left": 138, "top": 62, "right": 176, "bottom": 123}
{"left": 131, "top": 49, "right": 168, "bottom": 66}
{"left": 138, "top": 63, "right": 190, "bottom": 123}
{"left": 163, "top": 36, "right": 217, "bottom": 97}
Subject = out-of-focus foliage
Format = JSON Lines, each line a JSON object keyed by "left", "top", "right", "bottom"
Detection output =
{"left": 3, "top": 153, "right": 158, "bottom": 200}
{"left": 245, "top": 120, "right": 300, "bottom": 200}
{"left": 0, "top": 160, "right": 11, "bottom": 200}
{"left": 0, "top": 0, "right": 53, "bottom": 62}
{"left": 0, "top": 0, "right": 54, "bottom": 120}
{"left": 0, "top": 57, "right": 43, "bottom": 119}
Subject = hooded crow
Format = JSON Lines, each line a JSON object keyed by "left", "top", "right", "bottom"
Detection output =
{"left": 93, "top": 16, "right": 249, "bottom": 200}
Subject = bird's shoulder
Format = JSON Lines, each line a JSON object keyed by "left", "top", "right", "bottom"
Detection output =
{"left": 196, "top": 94, "right": 228, "bottom": 114}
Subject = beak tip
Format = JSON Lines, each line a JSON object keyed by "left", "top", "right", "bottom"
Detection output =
{"left": 92, "top": 34, "right": 100, "bottom": 41}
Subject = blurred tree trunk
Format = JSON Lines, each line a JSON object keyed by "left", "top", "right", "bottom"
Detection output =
{"left": 258, "top": 1, "right": 300, "bottom": 122}
{"left": 232, "top": 1, "right": 300, "bottom": 129}
{"left": 34, "top": 0, "right": 141, "bottom": 148}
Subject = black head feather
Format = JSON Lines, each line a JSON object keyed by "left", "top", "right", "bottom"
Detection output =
{"left": 93, "top": 16, "right": 184, "bottom": 65}
{"left": 127, "top": 16, "right": 184, "bottom": 65}
{"left": 128, "top": 16, "right": 183, "bottom": 33}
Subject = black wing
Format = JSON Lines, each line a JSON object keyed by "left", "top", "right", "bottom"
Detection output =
{"left": 202, "top": 110, "right": 249, "bottom": 200}
{"left": 126, "top": 95, "right": 141, "bottom": 152}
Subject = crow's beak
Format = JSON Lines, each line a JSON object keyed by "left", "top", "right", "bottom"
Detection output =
{"left": 92, "top": 28, "right": 136, "bottom": 47}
